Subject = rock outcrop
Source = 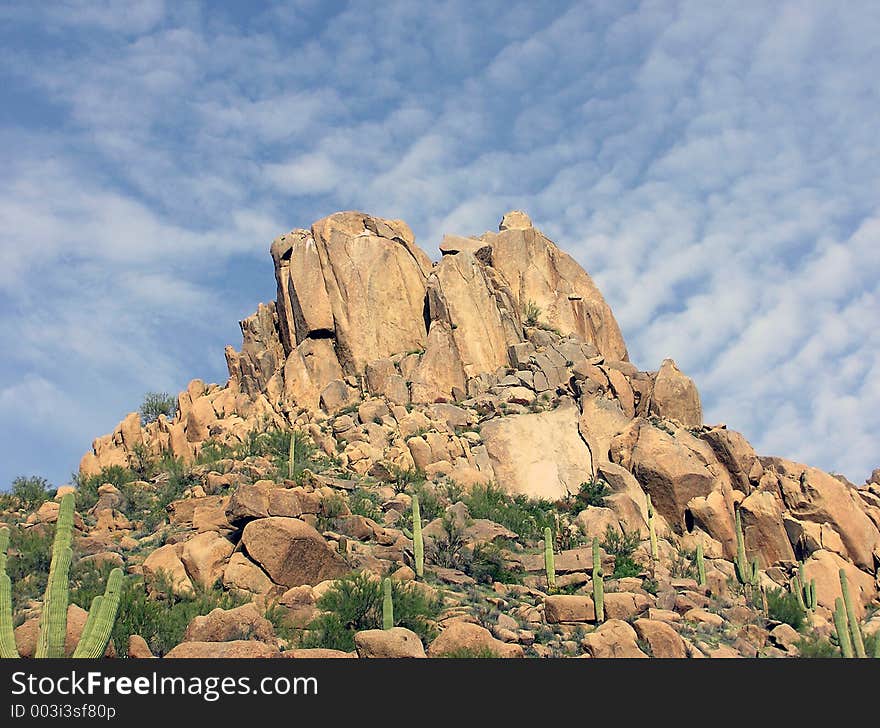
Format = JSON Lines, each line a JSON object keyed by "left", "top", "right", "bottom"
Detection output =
{"left": 64, "top": 209, "right": 880, "bottom": 660}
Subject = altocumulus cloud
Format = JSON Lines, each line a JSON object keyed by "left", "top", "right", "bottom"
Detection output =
{"left": 0, "top": 0, "right": 877, "bottom": 486}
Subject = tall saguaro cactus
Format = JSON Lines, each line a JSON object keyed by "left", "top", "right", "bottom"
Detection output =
{"left": 543, "top": 527, "right": 556, "bottom": 592}
{"left": 791, "top": 562, "right": 816, "bottom": 618}
{"left": 35, "top": 493, "right": 76, "bottom": 658}
{"left": 0, "top": 526, "right": 19, "bottom": 658}
{"left": 833, "top": 597, "right": 854, "bottom": 658}
{"left": 288, "top": 431, "right": 296, "bottom": 480}
{"left": 839, "top": 570, "right": 866, "bottom": 658}
{"left": 412, "top": 494, "right": 424, "bottom": 579}
{"left": 734, "top": 508, "right": 758, "bottom": 587}
{"left": 592, "top": 537, "right": 604, "bottom": 623}
{"left": 646, "top": 494, "right": 658, "bottom": 562}
{"left": 695, "top": 543, "right": 706, "bottom": 587}
{"left": 1, "top": 492, "right": 124, "bottom": 659}
{"left": 73, "top": 567, "right": 123, "bottom": 659}
{"left": 382, "top": 578, "right": 394, "bottom": 630}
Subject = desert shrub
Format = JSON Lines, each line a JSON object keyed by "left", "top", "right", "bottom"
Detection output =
{"left": 73, "top": 465, "right": 135, "bottom": 512}
{"left": 523, "top": 299, "right": 542, "bottom": 327}
{"left": 348, "top": 488, "right": 383, "bottom": 520}
{"left": 101, "top": 573, "right": 247, "bottom": 657}
{"left": 601, "top": 524, "right": 643, "bottom": 578}
{"left": 794, "top": 633, "right": 839, "bottom": 658}
{"left": 427, "top": 513, "right": 469, "bottom": 570}
{"left": 69, "top": 559, "right": 117, "bottom": 611}
{"left": 6, "top": 524, "right": 54, "bottom": 610}
{"left": 235, "top": 426, "right": 329, "bottom": 480}
{"left": 469, "top": 542, "right": 524, "bottom": 585}
{"left": 139, "top": 392, "right": 177, "bottom": 425}
{"left": 9, "top": 476, "right": 53, "bottom": 511}
{"left": 387, "top": 465, "right": 426, "bottom": 494}
{"left": 562, "top": 479, "right": 609, "bottom": 512}
{"left": 438, "top": 646, "right": 499, "bottom": 658}
{"left": 196, "top": 439, "right": 236, "bottom": 466}
{"left": 765, "top": 587, "right": 806, "bottom": 631}
{"left": 463, "top": 483, "right": 555, "bottom": 541}
{"left": 670, "top": 549, "right": 698, "bottom": 580}
{"left": 302, "top": 571, "right": 441, "bottom": 651}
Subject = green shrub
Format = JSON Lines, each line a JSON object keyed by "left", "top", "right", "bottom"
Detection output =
{"left": 9, "top": 476, "right": 53, "bottom": 511}
{"left": 469, "top": 542, "right": 524, "bottom": 585}
{"left": 139, "top": 392, "right": 177, "bottom": 425}
{"left": 302, "top": 571, "right": 441, "bottom": 651}
{"left": 196, "top": 439, "right": 236, "bottom": 466}
{"left": 6, "top": 524, "right": 54, "bottom": 610}
{"left": 463, "top": 483, "right": 555, "bottom": 541}
{"left": 601, "top": 525, "right": 643, "bottom": 578}
{"left": 563, "top": 479, "right": 609, "bottom": 512}
{"left": 387, "top": 465, "right": 426, "bottom": 494}
{"left": 98, "top": 573, "right": 247, "bottom": 657}
{"left": 794, "top": 633, "right": 839, "bottom": 658}
{"left": 438, "top": 646, "right": 498, "bottom": 658}
{"left": 348, "top": 488, "right": 383, "bottom": 520}
{"left": 73, "top": 465, "right": 135, "bottom": 512}
{"left": 523, "top": 300, "right": 542, "bottom": 327}
{"left": 766, "top": 587, "right": 806, "bottom": 631}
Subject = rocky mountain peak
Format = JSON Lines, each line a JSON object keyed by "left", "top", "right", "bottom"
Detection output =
{"left": 68, "top": 210, "right": 880, "bottom": 661}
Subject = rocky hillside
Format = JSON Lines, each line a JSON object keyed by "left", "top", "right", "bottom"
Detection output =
{"left": 3, "top": 210, "right": 879, "bottom": 658}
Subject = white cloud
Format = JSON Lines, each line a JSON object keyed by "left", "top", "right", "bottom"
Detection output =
{"left": 1, "top": 0, "right": 878, "bottom": 486}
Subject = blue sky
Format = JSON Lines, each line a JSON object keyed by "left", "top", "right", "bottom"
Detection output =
{"left": 1, "top": 1, "right": 878, "bottom": 488}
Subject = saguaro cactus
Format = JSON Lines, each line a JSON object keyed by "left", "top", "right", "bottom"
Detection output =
{"left": 73, "top": 567, "right": 123, "bottom": 659}
{"left": 695, "top": 543, "right": 706, "bottom": 587}
{"left": 791, "top": 562, "right": 816, "bottom": 618}
{"left": 382, "top": 577, "right": 394, "bottom": 630}
{"left": 839, "top": 570, "right": 866, "bottom": 658}
{"left": 833, "top": 597, "right": 854, "bottom": 658}
{"left": 734, "top": 509, "right": 758, "bottom": 587}
{"left": 592, "top": 537, "right": 604, "bottom": 623}
{"left": 646, "top": 494, "right": 658, "bottom": 562}
{"left": 35, "top": 493, "right": 76, "bottom": 658}
{"left": 1, "top": 492, "right": 123, "bottom": 659}
{"left": 412, "top": 494, "right": 424, "bottom": 579}
{"left": 543, "top": 527, "right": 556, "bottom": 592}
{"left": 288, "top": 431, "right": 296, "bottom": 480}
{"left": 0, "top": 527, "right": 19, "bottom": 658}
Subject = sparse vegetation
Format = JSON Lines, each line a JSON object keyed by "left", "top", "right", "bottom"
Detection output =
{"left": 765, "top": 586, "right": 806, "bottom": 631}
{"left": 301, "top": 571, "right": 441, "bottom": 651}
{"left": 523, "top": 299, "right": 542, "bottom": 327}
{"left": 463, "top": 483, "right": 555, "bottom": 541}
{"left": 139, "top": 392, "right": 177, "bottom": 425}
{"left": 601, "top": 524, "right": 643, "bottom": 578}
{"left": 9, "top": 476, "right": 53, "bottom": 511}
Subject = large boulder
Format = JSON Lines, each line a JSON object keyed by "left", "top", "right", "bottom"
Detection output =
{"left": 801, "top": 549, "right": 876, "bottom": 619}
{"left": 240, "top": 517, "right": 348, "bottom": 588}
{"left": 354, "top": 628, "right": 426, "bottom": 658}
{"left": 648, "top": 359, "right": 702, "bottom": 428}
{"left": 581, "top": 619, "right": 649, "bottom": 658}
{"left": 544, "top": 595, "right": 596, "bottom": 623}
{"left": 427, "top": 621, "right": 523, "bottom": 658}
{"left": 611, "top": 419, "right": 717, "bottom": 533}
{"left": 180, "top": 532, "right": 234, "bottom": 589}
{"left": 481, "top": 402, "right": 593, "bottom": 500}
{"left": 183, "top": 603, "right": 276, "bottom": 644}
{"left": 766, "top": 458, "right": 880, "bottom": 570}
{"left": 738, "top": 490, "right": 795, "bottom": 567}
{"left": 142, "top": 543, "right": 195, "bottom": 597}
{"left": 633, "top": 618, "right": 688, "bottom": 658}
